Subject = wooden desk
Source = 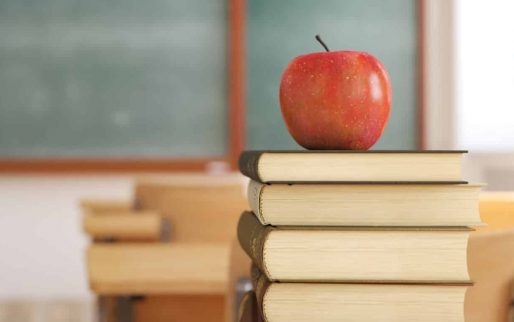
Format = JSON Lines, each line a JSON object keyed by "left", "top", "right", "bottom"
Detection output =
{"left": 87, "top": 243, "right": 230, "bottom": 295}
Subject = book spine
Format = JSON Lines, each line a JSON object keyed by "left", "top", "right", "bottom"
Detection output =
{"left": 238, "top": 291, "right": 264, "bottom": 322}
{"left": 247, "top": 181, "right": 267, "bottom": 225}
{"left": 237, "top": 211, "right": 272, "bottom": 278}
{"left": 239, "top": 151, "right": 263, "bottom": 182}
{"left": 250, "top": 264, "right": 271, "bottom": 322}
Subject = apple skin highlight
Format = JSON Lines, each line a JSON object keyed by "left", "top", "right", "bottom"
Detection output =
{"left": 279, "top": 50, "right": 391, "bottom": 150}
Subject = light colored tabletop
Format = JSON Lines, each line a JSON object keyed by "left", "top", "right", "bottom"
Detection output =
{"left": 87, "top": 243, "right": 230, "bottom": 295}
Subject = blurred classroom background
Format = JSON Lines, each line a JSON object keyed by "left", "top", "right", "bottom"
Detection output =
{"left": 1, "top": 0, "right": 514, "bottom": 321}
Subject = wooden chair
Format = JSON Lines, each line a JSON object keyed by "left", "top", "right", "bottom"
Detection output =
{"left": 478, "top": 191, "right": 514, "bottom": 231}
{"left": 81, "top": 199, "right": 171, "bottom": 322}
{"left": 134, "top": 173, "right": 247, "bottom": 243}
{"left": 132, "top": 174, "right": 248, "bottom": 322}
{"left": 85, "top": 173, "right": 248, "bottom": 322}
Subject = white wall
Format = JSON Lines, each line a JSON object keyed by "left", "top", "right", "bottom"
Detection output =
{"left": 0, "top": 175, "right": 134, "bottom": 299}
{"left": 422, "top": 0, "right": 456, "bottom": 149}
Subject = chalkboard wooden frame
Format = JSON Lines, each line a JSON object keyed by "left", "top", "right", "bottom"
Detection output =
{"left": 418, "top": 0, "right": 426, "bottom": 149}
{"left": 0, "top": 0, "right": 246, "bottom": 173}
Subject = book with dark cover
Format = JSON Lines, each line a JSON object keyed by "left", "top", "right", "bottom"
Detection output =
{"left": 248, "top": 264, "right": 469, "bottom": 322}
{"left": 237, "top": 211, "right": 472, "bottom": 283}
{"left": 238, "top": 150, "right": 467, "bottom": 183}
{"left": 237, "top": 211, "right": 273, "bottom": 274}
{"left": 238, "top": 290, "right": 264, "bottom": 322}
{"left": 250, "top": 263, "right": 270, "bottom": 316}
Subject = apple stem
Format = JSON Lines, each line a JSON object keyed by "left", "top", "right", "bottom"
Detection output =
{"left": 315, "top": 35, "right": 330, "bottom": 52}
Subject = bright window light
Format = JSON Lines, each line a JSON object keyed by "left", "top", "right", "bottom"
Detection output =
{"left": 455, "top": 0, "right": 514, "bottom": 151}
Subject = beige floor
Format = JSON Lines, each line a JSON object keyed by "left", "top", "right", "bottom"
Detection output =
{"left": 0, "top": 300, "right": 95, "bottom": 322}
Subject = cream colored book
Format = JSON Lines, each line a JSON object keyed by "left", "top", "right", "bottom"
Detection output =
{"left": 248, "top": 181, "right": 482, "bottom": 226}
{"left": 238, "top": 211, "right": 471, "bottom": 283}
{"left": 254, "top": 280, "right": 467, "bottom": 322}
{"left": 239, "top": 150, "right": 466, "bottom": 183}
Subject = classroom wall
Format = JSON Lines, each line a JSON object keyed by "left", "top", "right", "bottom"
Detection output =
{"left": 0, "top": 175, "right": 133, "bottom": 299}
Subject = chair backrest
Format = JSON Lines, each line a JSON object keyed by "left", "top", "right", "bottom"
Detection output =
{"left": 83, "top": 211, "right": 164, "bottom": 242}
{"left": 80, "top": 199, "right": 133, "bottom": 214}
{"left": 478, "top": 191, "right": 514, "bottom": 231}
{"left": 134, "top": 173, "right": 248, "bottom": 243}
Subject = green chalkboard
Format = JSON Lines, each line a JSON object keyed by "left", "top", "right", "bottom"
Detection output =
{"left": 246, "top": 0, "right": 418, "bottom": 150}
{"left": 0, "top": 0, "right": 227, "bottom": 157}
{"left": 0, "top": 0, "right": 418, "bottom": 158}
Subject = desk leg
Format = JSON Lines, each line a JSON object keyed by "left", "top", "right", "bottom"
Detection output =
{"left": 98, "top": 296, "right": 117, "bottom": 322}
{"left": 117, "top": 296, "right": 133, "bottom": 322}
{"left": 98, "top": 296, "right": 144, "bottom": 322}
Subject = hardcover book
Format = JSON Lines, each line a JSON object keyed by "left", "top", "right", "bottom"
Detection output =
{"left": 250, "top": 264, "right": 468, "bottom": 322}
{"left": 238, "top": 211, "right": 471, "bottom": 283}
{"left": 238, "top": 290, "right": 263, "bottom": 322}
{"left": 239, "top": 150, "right": 466, "bottom": 183}
{"left": 248, "top": 181, "right": 481, "bottom": 226}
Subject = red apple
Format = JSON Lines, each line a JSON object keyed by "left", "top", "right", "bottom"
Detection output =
{"left": 279, "top": 36, "right": 391, "bottom": 150}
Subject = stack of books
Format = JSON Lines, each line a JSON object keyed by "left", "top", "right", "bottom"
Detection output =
{"left": 237, "top": 150, "right": 482, "bottom": 322}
